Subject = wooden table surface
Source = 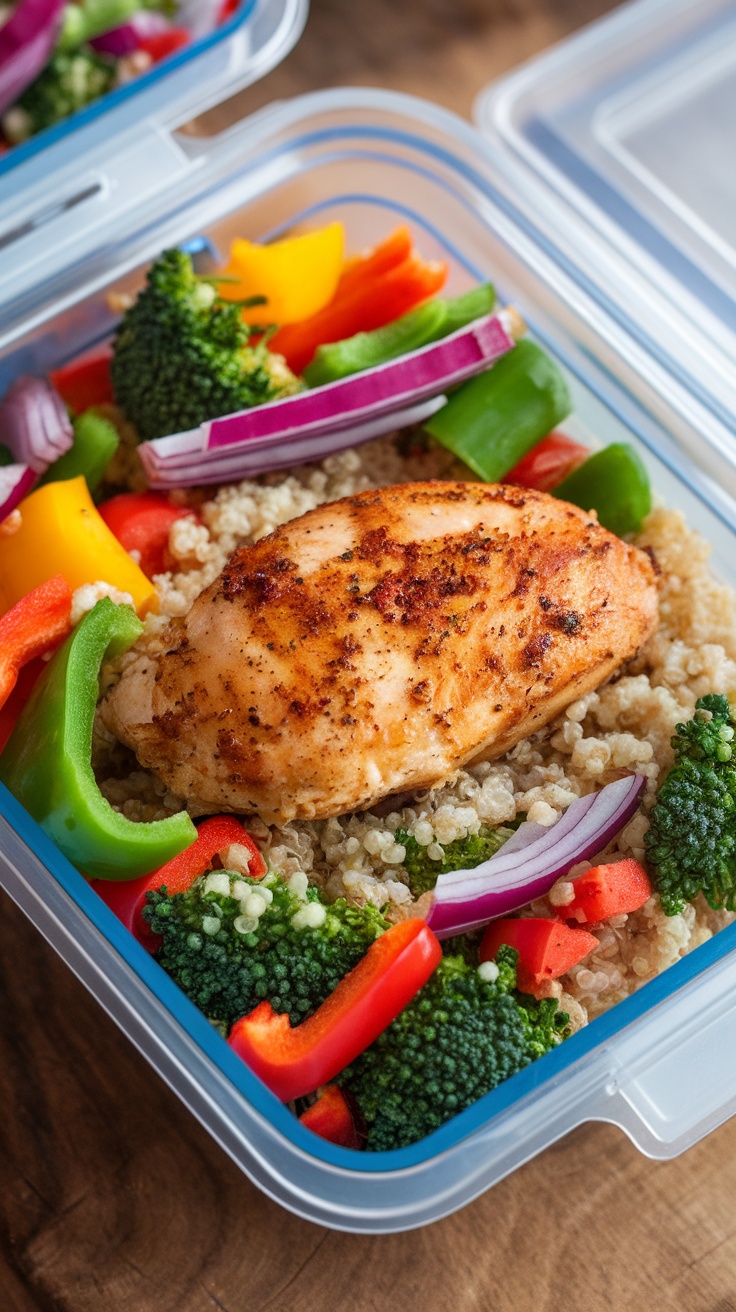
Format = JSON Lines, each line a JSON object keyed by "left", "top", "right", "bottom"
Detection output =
{"left": 6, "top": 3, "right": 736, "bottom": 1309}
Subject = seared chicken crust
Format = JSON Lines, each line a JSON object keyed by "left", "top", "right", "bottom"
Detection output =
{"left": 102, "top": 481, "right": 659, "bottom": 823}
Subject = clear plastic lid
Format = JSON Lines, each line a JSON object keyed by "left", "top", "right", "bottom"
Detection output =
{"left": 475, "top": 0, "right": 736, "bottom": 439}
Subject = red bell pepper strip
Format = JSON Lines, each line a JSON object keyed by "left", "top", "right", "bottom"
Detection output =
{"left": 269, "top": 252, "right": 448, "bottom": 376}
{"left": 0, "top": 657, "right": 44, "bottom": 753}
{"left": 0, "top": 574, "right": 73, "bottom": 709}
{"left": 504, "top": 431, "right": 590, "bottom": 493}
{"left": 138, "top": 28, "right": 190, "bottom": 62}
{"left": 563, "top": 859, "right": 652, "bottom": 925}
{"left": 229, "top": 918, "right": 442, "bottom": 1101}
{"left": 480, "top": 917, "right": 599, "bottom": 996}
{"left": 218, "top": 0, "right": 240, "bottom": 21}
{"left": 50, "top": 352, "right": 114, "bottom": 415}
{"left": 298, "top": 1085, "right": 365, "bottom": 1149}
{"left": 97, "top": 491, "right": 200, "bottom": 579}
{"left": 91, "top": 814, "right": 266, "bottom": 951}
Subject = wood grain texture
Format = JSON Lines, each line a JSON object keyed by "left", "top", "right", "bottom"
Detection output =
{"left": 7, "top": 1, "right": 736, "bottom": 1309}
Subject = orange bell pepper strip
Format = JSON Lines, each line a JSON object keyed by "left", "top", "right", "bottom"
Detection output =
{"left": 50, "top": 351, "right": 114, "bottom": 415}
{"left": 0, "top": 575, "right": 72, "bottom": 708}
{"left": 269, "top": 252, "right": 448, "bottom": 376}
{"left": 91, "top": 814, "right": 266, "bottom": 951}
{"left": 480, "top": 918, "right": 598, "bottom": 997}
{"left": 299, "top": 1085, "right": 365, "bottom": 1149}
{"left": 336, "top": 225, "right": 413, "bottom": 299}
{"left": 229, "top": 918, "right": 442, "bottom": 1101}
{"left": 562, "top": 859, "right": 652, "bottom": 925}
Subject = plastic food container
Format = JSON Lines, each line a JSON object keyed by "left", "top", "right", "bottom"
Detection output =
{"left": 0, "top": 0, "right": 308, "bottom": 194}
{"left": 3, "top": 0, "right": 736, "bottom": 1234}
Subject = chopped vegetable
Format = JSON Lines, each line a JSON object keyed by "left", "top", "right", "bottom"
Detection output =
{"left": 91, "top": 814, "right": 264, "bottom": 949}
{"left": 40, "top": 410, "right": 119, "bottom": 492}
{"left": 98, "top": 490, "right": 199, "bottom": 578}
{"left": 395, "top": 826, "right": 509, "bottom": 897}
{"left": 336, "top": 225, "right": 413, "bottom": 297}
{"left": 0, "top": 598, "right": 197, "bottom": 878}
{"left": 4, "top": 46, "right": 116, "bottom": 143}
{"left": 110, "top": 249, "right": 299, "bottom": 442}
{"left": 58, "top": 0, "right": 168, "bottom": 50}
{"left": 424, "top": 339, "right": 572, "bottom": 481}
{"left": 479, "top": 918, "right": 598, "bottom": 995}
{"left": 563, "top": 859, "right": 652, "bottom": 924}
{"left": 645, "top": 694, "right": 736, "bottom": 915}
{"left": 553, "top": 442, "right": 652, "bottom": 537}
{"left": 0, "top": 462, "right": 36, "bottom": 525}
{"left": 89, "top": 11, "right": 172, "bottom": 55}
{"left": 228, "top": 919, "right": 442, "bottom": 1102}
{"left": 0, "top": 657, "right": 44, "bottom": 754}
{"left": 136, "top": 25, "right": 189, "bottom": 60}
{"left": 0, "top": 375, "right": 73, "bottom": 472}
{"left": 0, "top": 575, "right": 72, "bottom": 710}
{"left": 298, "top": 1085, "right": 364, "bottom": 1150}
{"left": 144, "top": 872, "right": 390, "bottom": 1029}
{"left": 0, "top": 0, "right": 65, "bottom": 116}
{"left": 269, "top": 250, "right": 449, "bottom": 375}
{"left": 339, "top": 949, "right": 568, "bottom": 1150}
{"left": 50, "top": 350, "right": 114, "bottom": 414}
{"left": 139, "top": 310, "right": 518, "bottom": 486}
{"left": 302, "top": 283, "right": 496, "bottom": 387}
{"left": 424, "top": 775, "right": 646, "bottom": 938}
{"left": 504, "top": 430, "right": 589, "bottom": 492}
{"left": 0, "top": 475, "right": 157, "bottom": 615}
{"left": 219, "top": 223, "right": 345, "bottom": 325}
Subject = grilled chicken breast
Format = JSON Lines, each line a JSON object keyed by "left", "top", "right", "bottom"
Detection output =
{"left": 102, "top": 481, "right": 659, "bottom": 823}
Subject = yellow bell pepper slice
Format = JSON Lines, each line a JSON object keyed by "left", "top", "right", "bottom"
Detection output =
{"left": 0, "top": 476, "right": 157, "bottom": 617}
{"left": 218, "top": 222, "right": 345, "bottom": 326}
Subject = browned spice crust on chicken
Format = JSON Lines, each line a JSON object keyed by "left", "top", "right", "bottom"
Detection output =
{"left": 101, "top": 481, "right": 659, "bottom": 823}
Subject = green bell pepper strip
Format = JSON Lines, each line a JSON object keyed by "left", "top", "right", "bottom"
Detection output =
{"left": 423, "top": 339, "right": 572, "bottom": 482}
{"left": 553, "top": 443, "right": 652, "bottom": 537}
{"left": 41, "top": 411, "right": 119, "bottom": 494}
{"left": 0, "top": 597, "right": 196, "bottom": 880}
{"left": 58, "top": 0, "right": 166, "bottom": 51}
{"left": 302, "top": 283, "right": 496, "bottom": 387}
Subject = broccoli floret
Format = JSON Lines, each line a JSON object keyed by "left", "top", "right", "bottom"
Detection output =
{"left": 645, "top": 694, "right": 736, "bottom": 915}
{"left": 110, "top": 249, "right": 299, "bottom": 441}
{"left": 339, "top": 947, "right": 568, "bottom": 1150}
{"left": 143, "top": 871, "right": 388, "bottom": 1030}
{"left": 395, "top": 827, "right": 511, "bottom": 897}
{"left": 2, "top": 47, "right": 116, "bottom": 144}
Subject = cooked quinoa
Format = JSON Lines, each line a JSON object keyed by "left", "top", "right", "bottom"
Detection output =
{"left": 95, "top": 429, "right": 736, "bottom": 1034}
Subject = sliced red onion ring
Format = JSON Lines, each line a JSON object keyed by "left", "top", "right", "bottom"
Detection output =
{"left": 425, "top": 774, "right": 646, "bottom": 939}
{"left": 140, "top": 395, "right": 447, "bottom": 487}
{"left": 1, "top": 375, "right": 73, "bottom": 473}
{"left": 176, "top": 0, "right": 227, "bottom": 38}
{"left": 0, "top": 462, "right": 36, "bottom": 522}
{"left": 0, "top": 0, "right": 65, "bottom": 115}
{"left": 137, "top": 310, "right": 517, "bottom": 485}
{"left": 90, "top": 12, "right": 172, "bottom": 56}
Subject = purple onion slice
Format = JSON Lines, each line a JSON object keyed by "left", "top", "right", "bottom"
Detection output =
{"left": 425, "top": 773, "right": 646, "bottom": 939}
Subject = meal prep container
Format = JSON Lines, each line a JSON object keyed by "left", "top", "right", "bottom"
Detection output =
{"left": 0, "top": 0, "right": 308, "bottom": 197}
{"left": 3, "top": 0, "right": 736, "bottom": 1234}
